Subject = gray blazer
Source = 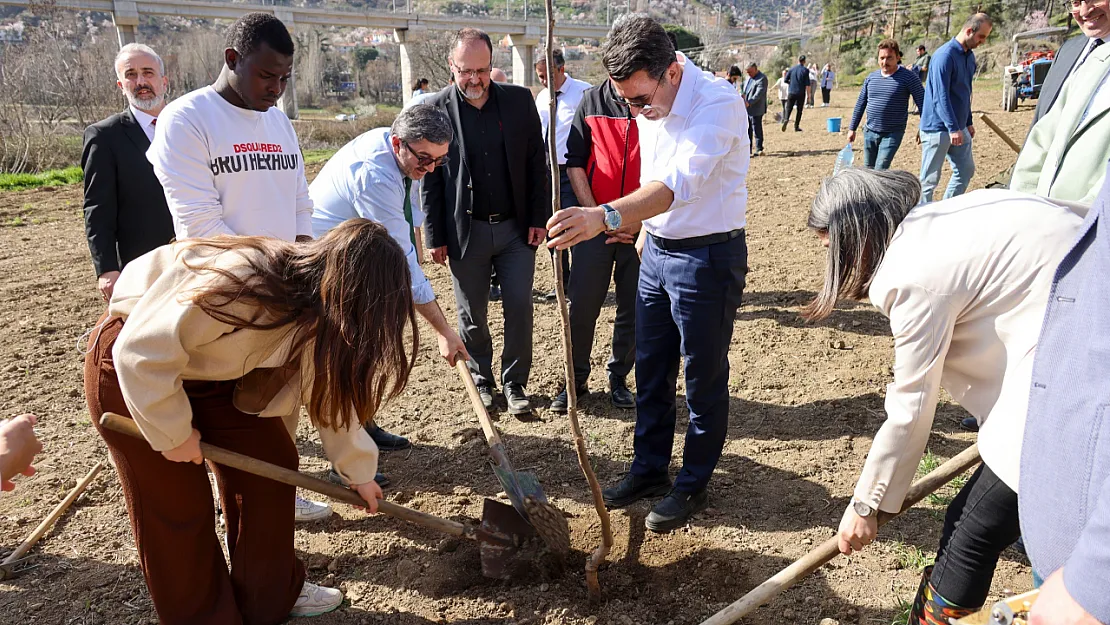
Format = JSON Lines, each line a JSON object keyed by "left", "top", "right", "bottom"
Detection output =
{"left": 1032, "top": 35, "right": 1088, "bottom": 126}
{"left": 1020, "top": 161, "right": 1110, "bottom": 623}
{"left": 742, "top": 71, "right": 768, "bottom": 117}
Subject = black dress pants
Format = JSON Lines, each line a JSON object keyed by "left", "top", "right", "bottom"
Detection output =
{"left": 784, "top": 95, "right": 805, "bottom": 129}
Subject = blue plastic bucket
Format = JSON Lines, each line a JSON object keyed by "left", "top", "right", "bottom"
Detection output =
{"left": 827, "top": 117, "right": 842, "bottom": 133}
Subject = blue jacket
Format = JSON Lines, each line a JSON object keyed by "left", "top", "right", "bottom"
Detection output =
{"left": 920, "top": 38, "right": 976, "bottom": 133}
{"left": 1020, "top": 162, "right": 1110, "bottom": 623}
{"left": 786, "top": 64, "right": 810, "bottom": 97}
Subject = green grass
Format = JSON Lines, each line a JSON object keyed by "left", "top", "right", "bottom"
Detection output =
{"left": 303, "top": 148, "right": 338, "bottom": 166}
{"left": 890, "top": 540, "right": 936, "bottom": 571}
{"left": 0, "top": 166, "right": 83, "bottom": 191}
{"left": 890, "top": 596, "right": 914, "bottom": 625}
{"left": 917, "top": 450, "right": 971, "bottom": 507}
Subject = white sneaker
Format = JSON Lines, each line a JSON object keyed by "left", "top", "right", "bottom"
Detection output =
{"left": 294, "top": 495, "right": 332, "bottom": 522}
{"left": 289, "top": 581, "right": 343, "bottom": 617}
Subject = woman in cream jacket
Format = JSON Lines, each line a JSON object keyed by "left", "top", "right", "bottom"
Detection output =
{"left": 84, "top": 219, "right": 416, "bottom": 624}
{"left": 805, "top": 169, "right": 1084, "bottom": 625}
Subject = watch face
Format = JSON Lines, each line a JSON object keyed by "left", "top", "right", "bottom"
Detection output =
{"left": 853, "top": 500, "right": 873, "bottom": 517}
{"left": 605, "top": 209, "right": 621, "bottom": 230}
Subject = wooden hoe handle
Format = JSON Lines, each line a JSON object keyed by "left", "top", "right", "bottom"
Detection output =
{"left": 99, "top": 412, "right": 469, "bottom": 539}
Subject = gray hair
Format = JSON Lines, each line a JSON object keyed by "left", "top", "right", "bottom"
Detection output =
{"left": 114, "top": 43, "right": 165, "bottom": 76}
{"left": 803, "top": 168, "right": 920, "bottom": 321}
{"left": 746, "top": 62, "right": 758, "bottom": 70}
{"left": 602, "top": 14, "right": 675, "bottom": 81}
{"left": 391, "top": 104, "right": 453, "bottom": 146}
{"left": 535, "top": 48, "right": 565, "bottom": 68}
{"left": 963, "top": 12, "right": 992, "bottom": 33}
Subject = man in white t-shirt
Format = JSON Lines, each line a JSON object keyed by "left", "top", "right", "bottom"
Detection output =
{"left": 149, "top": 12, "right": 312, "bottom": 244}
{"left": 145, "top": 15, "right": 345, "bottom": 598}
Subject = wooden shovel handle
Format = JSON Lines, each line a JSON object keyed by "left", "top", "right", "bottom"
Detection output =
{"left": 456, "top": 360, "right": 503, "bottom": 447}
{"left": 699, "top": 444, "right": 982, "bottom": 625}
{"left": 99, "top": 413, "right": 469, "bottom": 539}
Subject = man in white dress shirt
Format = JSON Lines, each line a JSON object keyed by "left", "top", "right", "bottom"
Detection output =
{"left": 547, "top": 14, "right": 750, "bottom": 533}
{"left": 535, "top": 48, "right": 591, "bottom": 297}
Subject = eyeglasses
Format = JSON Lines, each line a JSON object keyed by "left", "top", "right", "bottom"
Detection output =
{"left": 403, "top": 141, "right": 449, "bottom": 168}
{"left": 1064, "top": 0, "right": 1107, "bottom": 11}
{"left": 615, "top": 75, "right": 665, "bottom": 114}
{"left": 452, "top": 64, "right": 491, "bottom": 80}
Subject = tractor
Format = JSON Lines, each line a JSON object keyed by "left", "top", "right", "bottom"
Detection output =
{"left": 1001, "top": 26, "right": 1069, "bottom": 112}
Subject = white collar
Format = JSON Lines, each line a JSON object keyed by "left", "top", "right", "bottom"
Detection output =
{"left": 130, "top": 105, "right": 158, "bottom": 127}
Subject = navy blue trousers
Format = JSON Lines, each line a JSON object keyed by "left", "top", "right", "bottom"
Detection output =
{"left": 630, "top": 231, "right": 747, "bottom": 493}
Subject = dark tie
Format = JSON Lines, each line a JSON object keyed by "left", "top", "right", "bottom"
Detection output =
{"left": 402, "top": 177, "right": 416, "bottom": 248}
{"left": 1081, "top": 38, "right": 1104, "bottom": 66}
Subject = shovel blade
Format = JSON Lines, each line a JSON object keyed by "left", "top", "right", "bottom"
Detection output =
{"left": 478, "top": 498, "right": 537, "bottom": 580}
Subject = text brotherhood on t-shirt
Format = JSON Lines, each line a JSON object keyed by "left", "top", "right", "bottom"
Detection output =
{"left": 209, "top": 144, "right": 300, "bottom": 176}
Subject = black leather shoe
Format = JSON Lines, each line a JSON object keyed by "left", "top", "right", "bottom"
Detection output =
{"left": 327, "top": 469, "right": 391, "bottom": 489}
{"left": 645, "top": 489, "right": 709, "bottom": 533}
{"left": 489, "top": 284, "right": 502, "bottom": 302}
{"left": 960, "top": 417, "right": 980, "bottom": 432}
{"left": 550, "top": 383, "right": 588, "bottom": 414}
{"left": 609, "top": 377, "right": 635, "bottom": 410}
{"left": 602, "top": 472, "right": 672, "bottom": 508}
{"left": 476, "top": 384, "right": 496, "bottom": 410}
{"left": 504, "top": 383, "right": 531, "bottom": 415}
{"left": 366, "top": 423, "right": 411, "bottom": 451}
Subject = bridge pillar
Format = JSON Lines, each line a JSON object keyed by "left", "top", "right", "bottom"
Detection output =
{"left": 275, "top": 10, "right": 299, "bottom": 120}
{"left": 507, "top": 33, "right": 542, "bottom": 87}
{"left": 395, "top": 26, "right": 427, "bottom": 108}
{"left": 112, "top": 0, "right": 139, "bottom": 48}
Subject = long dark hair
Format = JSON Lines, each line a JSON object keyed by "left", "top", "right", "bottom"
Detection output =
{"left": 182, "top": 219, "right": 418, "bottom": 431}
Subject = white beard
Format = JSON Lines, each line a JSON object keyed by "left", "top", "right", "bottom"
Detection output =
{"left": 127, "top": 90, "right": 164, "bottom": 112}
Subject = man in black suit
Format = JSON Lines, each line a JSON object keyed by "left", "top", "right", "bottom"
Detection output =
{"left": 421, "top": 27, "right": 549, "bottom": 415}
{"left": 83, "top": 43, "right": 175, "bottom": 301}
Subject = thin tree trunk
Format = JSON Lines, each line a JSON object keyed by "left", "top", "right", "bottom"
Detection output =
{"left": 543, "top": 0, "right": 613, "bottom": 603}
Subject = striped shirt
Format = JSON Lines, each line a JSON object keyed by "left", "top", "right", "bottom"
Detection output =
{"left": 849, "top": 67, "right": 925, "bottom": 134}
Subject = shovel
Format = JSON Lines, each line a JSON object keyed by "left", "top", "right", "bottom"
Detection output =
{"left": 99, "top": 412, "right": 538, "bottom": 579}
{"left": 455, "top": 361, "right": 570, "bottom": 558}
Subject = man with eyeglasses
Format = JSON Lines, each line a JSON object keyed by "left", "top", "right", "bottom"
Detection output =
{"left": 309, "top": 105, "right": 468, "bottom": 486}
{"left": 420, "top": 27, "right": 549, "bottom": 416}
{"left": 547, "top": 14, "right": 749, "bottom": 533}
{"left": 1030, "top": 0, "right": 1110, "bottom": 128}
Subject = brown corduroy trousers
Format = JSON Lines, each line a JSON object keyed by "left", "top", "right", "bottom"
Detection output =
{"left": 85, "top": 314, "right": 306, "bottom": 625}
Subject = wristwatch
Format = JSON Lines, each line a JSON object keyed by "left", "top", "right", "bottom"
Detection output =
{"left": 852, "top": 498, "right": 875, "bottom": 518}
{"left": 601, "top": 203, "right": 622, "bottom": 232}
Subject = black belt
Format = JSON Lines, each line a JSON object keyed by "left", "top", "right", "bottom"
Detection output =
{"left": 480, "top": 213, "right": 510, "bottom": 224}
{"left": 651, "top": 228, "right": 743, "bottom": 251}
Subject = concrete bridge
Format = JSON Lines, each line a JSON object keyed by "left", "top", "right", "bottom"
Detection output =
{"left": 0, "top": 0, "right": 805, "bottom": 117}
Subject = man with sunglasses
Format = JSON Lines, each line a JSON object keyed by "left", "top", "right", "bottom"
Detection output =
{"left": 547, "top": 14, "right": 749, "bottom": 533}
{"left": 420, "top": 28, "right": 550, "bottom": 416}
{"left": 309, "top": 104, "right": 469, "bottom": 463}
